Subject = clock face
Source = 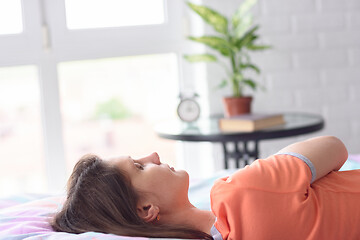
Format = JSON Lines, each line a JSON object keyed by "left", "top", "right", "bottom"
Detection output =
{"left": 177, "top": 99, "right": 200, "bottom": 122}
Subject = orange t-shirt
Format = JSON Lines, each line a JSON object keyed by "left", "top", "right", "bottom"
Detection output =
{"left": 210, "top": 153, "right": 360, "bottom": 240}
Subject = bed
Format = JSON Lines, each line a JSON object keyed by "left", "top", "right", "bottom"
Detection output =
{"left": 1, "top": 156, "right": 360, "bottom": 240}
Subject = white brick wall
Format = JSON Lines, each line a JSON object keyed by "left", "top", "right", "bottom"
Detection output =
{"left": 184, "top": 0, "right": 360, "bottom": 171}
{"left": 257, "top": 15, "right": 292, "bottom": 34}
{"left": 320, "top": 0, "right": 360, "bottom": 12}
{"left": 349, "top": 13, "right": 360, "bottom": 27}
{"left": 350, "top": 48, "right": 360, "bottom": 66}
{"left": 295, "top": 49, "right": 349, "bottom": 69}
{"left": 294, "top": 13, "right": 346, "bottom": 33}
{"left": 322, "top": 31, "right": 360, "bottom": 48}
{"left": 262, "top": 0, "right": 316, "bottom": 15}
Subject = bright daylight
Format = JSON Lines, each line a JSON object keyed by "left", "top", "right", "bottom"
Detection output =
{"left": 0, "top": 0, "right": 360, "bottom": 239}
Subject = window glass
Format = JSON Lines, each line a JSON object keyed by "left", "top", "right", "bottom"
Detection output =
{"left": 0, "top": 0, "right": 23, "bottom": 35}
{"left": 0, "top": 66, "right": 45, "bottom": 197}
{"left": 65, "top": 0, "right": 165, "bottom": 29}
{"left": 58, "top": 53, "right": 178, "bottom": 170}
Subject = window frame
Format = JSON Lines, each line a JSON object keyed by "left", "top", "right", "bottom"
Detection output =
{"left": 45, "top": 0, "right": 183, "bottom": 60}
{"left": 0, "top": 0, "right": 42, "bottom": 66}
{"left": 0, "top": 0, "right": 185, "bottom": 192}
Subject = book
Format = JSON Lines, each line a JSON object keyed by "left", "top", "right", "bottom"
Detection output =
{"left": 219, "top": 113, "right": 285, "bottom": 132}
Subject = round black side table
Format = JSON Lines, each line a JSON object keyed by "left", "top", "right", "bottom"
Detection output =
{"left": 154, "top": 112, "right": 324, "bottom": 169}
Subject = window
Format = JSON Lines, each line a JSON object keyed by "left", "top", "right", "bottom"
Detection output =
{"left": 0, "top": 0, "right": 183, "bottom": 195}
{"left": 0, "top": 66, "right": 45, "bottom": 197}
{"left": 0, "top": 0, "right": 23, "bottom": 35}
{"left": 65, "top": 0, "right": 165, "bottom": 29}
{"left": 58, "top": 54, "right": 178, "bottom": 169}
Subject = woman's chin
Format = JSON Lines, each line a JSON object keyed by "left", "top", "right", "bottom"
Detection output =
{"left": 177, "top": 169, "right": 189, "bottom": 177}
{"left": 173, "top": 169, "right": 189, "bottom": 184}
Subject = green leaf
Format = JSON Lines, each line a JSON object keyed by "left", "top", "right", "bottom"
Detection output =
{"left": 234, "top": 25, "right": 259, "bottom": 49}
{"left": 187, "top": 2, "right": 228, "bottom": 35}
{"left": 240, "top": 63, "right": 261, "bottom": 74}
{"left": 246, "top": 44, "right": 272, "bottom": 51}
{"left": 243, "top": 79, "right": 257, "bottom": 90}
{"left": 233, "top": 72, "right": 244, "bottom": 84}
{"left": 216, "top": 79, "right": 228, "bottom": 89}
{"left": 188, "top": 36, "right": 231, "bottom": 56}
{"left": 184, "top": 54, "right": 217, "bottom": 62}
{"left": 234, "top": 14, "right": 254, "bottom": 39}
{"left": 232, "top": 0, "right": 257, "bottom": 29}
{"left": 239, "top": 34, "right": 259, "bottom": 49}
{"left": 94, "top": 98, "right": 131, "bottom": 120}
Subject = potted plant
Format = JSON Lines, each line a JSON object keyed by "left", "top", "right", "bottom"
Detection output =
{"left": 184, "top": 0, "right": 271, "bottom": 117}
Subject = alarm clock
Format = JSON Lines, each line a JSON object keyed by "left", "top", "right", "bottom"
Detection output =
{"left": 177, "top": 94, "right": 201, "bottom": 122}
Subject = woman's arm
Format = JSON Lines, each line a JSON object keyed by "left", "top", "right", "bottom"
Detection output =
{"left": 277, "top": 136, "right": 348, "bottom": 183}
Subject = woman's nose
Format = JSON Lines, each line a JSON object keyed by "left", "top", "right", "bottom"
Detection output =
{"left": 139, "top": 152, "right": 161, "bottom": 165}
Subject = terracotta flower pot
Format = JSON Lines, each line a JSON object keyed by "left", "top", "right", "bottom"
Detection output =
{"left": 223, "top": 96, "right": 253, "bottom": 117}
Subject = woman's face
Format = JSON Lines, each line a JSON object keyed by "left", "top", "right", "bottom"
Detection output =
{"left": 108, "top": 153, "right": 190, "bottom": 211}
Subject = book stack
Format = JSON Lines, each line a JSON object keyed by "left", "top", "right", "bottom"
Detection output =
{"left": 219, "top": 113, "right": 285, "bottom": 132}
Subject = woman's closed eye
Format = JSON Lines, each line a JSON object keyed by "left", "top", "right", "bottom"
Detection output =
{"left": 135, "top": 162, "right": 144, "bottom": 170}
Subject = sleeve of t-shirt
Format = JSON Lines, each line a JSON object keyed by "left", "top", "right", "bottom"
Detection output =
{"left": 275, "top": 152, "right": 316, "bottom": 184}
{"left": 214, "top": 152, "right": 316, "bottom": 193}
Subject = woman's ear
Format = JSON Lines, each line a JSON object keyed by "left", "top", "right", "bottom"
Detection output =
{"left": 137, "top": 203, "right": 160, "bottom": 222}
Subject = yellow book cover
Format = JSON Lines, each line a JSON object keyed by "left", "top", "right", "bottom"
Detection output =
{"left": 219, "top": 113, "right": 285, "bottom": 132}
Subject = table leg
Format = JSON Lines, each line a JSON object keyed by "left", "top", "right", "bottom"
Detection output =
{"left": 243, "top": 141, "right": 249, "bottom": 165}
{"left": 222, "top": 142, "right": 229, "bottom": 169}
{"left": 222, "top": 140, "right": 260, "bottom": 169}
{"left": 254, "top": 140, "right": 259, "bottom": 159}
{"left": 235, "top": 142, "right": 240, "bottom": 168}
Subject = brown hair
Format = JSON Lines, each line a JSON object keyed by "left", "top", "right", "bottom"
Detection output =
{"left": 51, "top": 154, "right": 213, "bottom": 239}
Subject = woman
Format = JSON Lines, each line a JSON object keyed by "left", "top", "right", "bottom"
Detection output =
{"left": 51, "top": 136, "right": 360, "bottom": 239}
